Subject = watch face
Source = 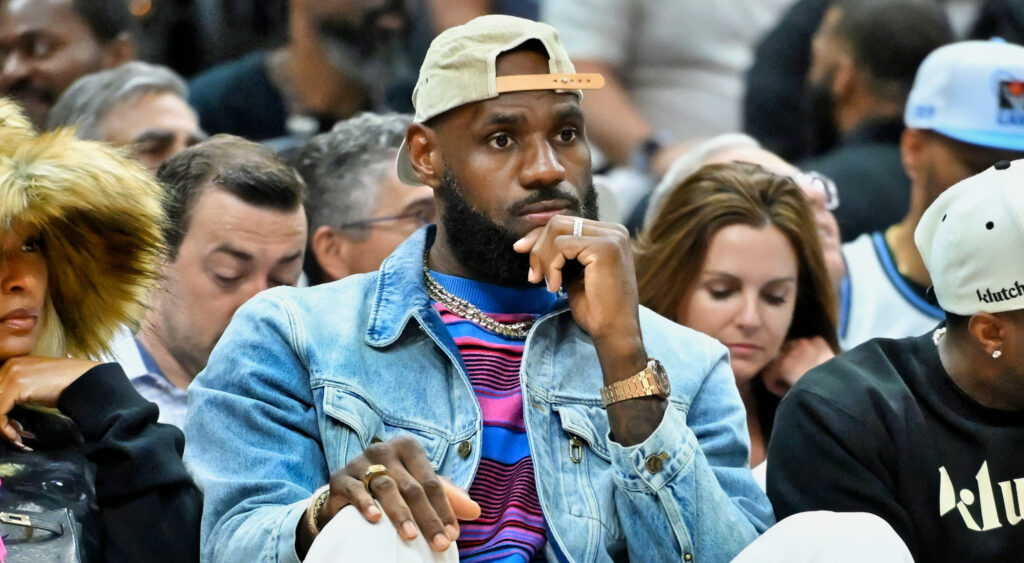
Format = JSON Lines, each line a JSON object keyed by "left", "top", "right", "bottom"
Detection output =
{"left": 653, "top": 362, "right": 671, "bottom": 396}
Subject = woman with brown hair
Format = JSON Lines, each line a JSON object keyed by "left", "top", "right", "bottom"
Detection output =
{"left": 0, "top": 100, "right": 200, "bottom": 562}
{"left": 635, "top": 161, "right": 839, "bottom": 465}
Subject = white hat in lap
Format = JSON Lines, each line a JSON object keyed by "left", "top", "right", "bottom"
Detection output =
{"left": 915, "top": 159, "right": 1024, "bottom": 315}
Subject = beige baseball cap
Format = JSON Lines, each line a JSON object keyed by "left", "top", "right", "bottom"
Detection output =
{"left": 396, "top": 15, "right": 604, "bottom": 185}
{"left": 915, "top": 159, "right": 1024, "bottom": 315}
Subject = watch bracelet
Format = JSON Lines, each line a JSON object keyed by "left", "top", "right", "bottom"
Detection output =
{"left": 306, "top": 485, "right": 331, "bottom": 536}
{"left": 601, "top": 359, "right": 659, "bottom": 406}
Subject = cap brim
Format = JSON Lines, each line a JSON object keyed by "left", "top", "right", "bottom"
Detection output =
{"left": 934, "top": 126, "right": 1024, "bottom": 152}
{"left": 396, "top": 139, "right": 420, "bottom": 185}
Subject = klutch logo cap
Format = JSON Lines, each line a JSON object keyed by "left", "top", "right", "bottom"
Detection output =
{"left": 915, "top": 159, "right": 1024, "bottom": 315}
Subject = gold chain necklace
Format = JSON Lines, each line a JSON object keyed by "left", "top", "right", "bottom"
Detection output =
{"left": 422, "top": 250, "right": 534, "bottom": 339}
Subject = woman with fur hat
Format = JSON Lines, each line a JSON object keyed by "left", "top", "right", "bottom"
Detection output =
{"left": 0, "top": 99, "right": 199, "bottom": 562}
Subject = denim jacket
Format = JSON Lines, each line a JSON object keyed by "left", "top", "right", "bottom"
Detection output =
{"left": 183, "top": 227, "right": 773, "bottom": 563}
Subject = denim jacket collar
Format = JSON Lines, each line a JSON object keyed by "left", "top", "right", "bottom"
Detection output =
{"left": 365, "top": 226, "right": 436, "bottom": 348}
{"left": 366, "top": 225, "right": 572, "bottom": 348}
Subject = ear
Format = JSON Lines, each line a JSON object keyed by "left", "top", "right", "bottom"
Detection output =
{"left": 900, "top": 129, "right": 925, "bottom": 182}
{"left": 831, "top": 53, "right": 856, "bottom": 101}
{"left": 968, "top": 313, "right": 1007, "bottom": 358}
{"left": 101, "top": 33, "right": 136, "bottom": 68}
{"left": 406, "top": 123, "right": 444, "bottom": 189}
{"left": 310, "top": 226, "right": 352, "bottom": 282}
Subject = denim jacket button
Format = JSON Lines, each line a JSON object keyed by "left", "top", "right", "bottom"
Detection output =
{"left": 684, "top": 553, "right": 693, "bottom": 561}
{"left": 457, "top": 441, "right": 472, "bottom": 458}
{"left": 645, "top": 454, "right": 665, "bottom": 474}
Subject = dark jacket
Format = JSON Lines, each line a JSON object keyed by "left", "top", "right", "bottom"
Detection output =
{"left": 1, "top": 363, "right": 201, "bottom": 562}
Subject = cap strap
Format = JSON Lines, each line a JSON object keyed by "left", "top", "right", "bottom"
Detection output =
{"left": 495, "top": 73, "right": 605, "bottom": 93}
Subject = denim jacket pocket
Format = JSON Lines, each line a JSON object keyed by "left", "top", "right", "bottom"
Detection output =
{"left": 547, "top": 402, "right": 622, "bottom": 550}
{"left": 321, "top": 385, "right": 450, "bottom": 470}
{"left": 551, "top": 403, "right": 611, "bottom": 462}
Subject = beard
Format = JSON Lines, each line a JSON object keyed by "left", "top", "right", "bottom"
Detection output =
{"left": 436, "top": 169, "right": 599, "bottom": 287}
{"left": 315, "top": 0, "right": 411, "bottom": 103}
{"left": 802, "top": 75, "right": 840, "bottom": 159}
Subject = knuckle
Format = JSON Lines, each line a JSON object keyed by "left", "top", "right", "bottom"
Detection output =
{"left": 400, "top": 480, "right": 425, "bottom": 499}
{"left": 420, "top": 477, "right": 444, "bottom": 497}
{"left": 372, "top": 476, "right": 398, "bottom": 495}
{"left": 419, "top": 514, "right": 445, "bottom": 535}
{"left": 364, "top": 442, "right": 389, "bottom": 459}
{"left": 339, "top": 476, "right": 365, "bottom": 498}
{"left": 394, "top": 435, "right": 425, "bottom": 454}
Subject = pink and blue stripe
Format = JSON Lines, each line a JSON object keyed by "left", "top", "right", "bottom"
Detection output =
{"left": 430, "top": 271, "right": 555, "bottom": 562}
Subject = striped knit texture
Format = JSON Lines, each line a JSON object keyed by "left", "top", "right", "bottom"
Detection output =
{"left": 430, "top": 272, "right": 552, "bottom": 562}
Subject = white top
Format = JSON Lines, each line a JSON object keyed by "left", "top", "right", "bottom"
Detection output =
{"left": 840, "top": 232, "right": 944, "bottom": 350}
{"left": 543, "top": 0, "right": 796, "bottom": 143}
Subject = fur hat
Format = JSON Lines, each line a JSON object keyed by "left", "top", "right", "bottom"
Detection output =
{"left": 0, "top": 98, "right": 32, "bottom": 133}
{"left": 0, "top": 99, "right": 165, "bottom": 359}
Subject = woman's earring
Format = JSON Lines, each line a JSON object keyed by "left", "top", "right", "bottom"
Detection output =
{"left": 993, "top": 350, "right": 1003, "bottom": 359}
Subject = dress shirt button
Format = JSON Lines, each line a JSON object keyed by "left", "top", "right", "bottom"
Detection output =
{"left": 457, "top": 440, "right": 472, "bottom": 458}
{"left": 645, "top": 454, "right": 665, "bottom": 474}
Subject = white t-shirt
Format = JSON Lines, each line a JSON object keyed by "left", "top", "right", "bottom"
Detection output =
{"left": 840, "top": 232, "right": 944, "bottom": 350}
{"left": 543, "top": 0, "right": 796, "bottom": 143}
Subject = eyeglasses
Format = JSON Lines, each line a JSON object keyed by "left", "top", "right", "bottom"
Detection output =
{"left": 792, "top": 171, "right": 840, "bottom": 211}
{"left": 337, "top": 206, "right": 435, "bottom": 230}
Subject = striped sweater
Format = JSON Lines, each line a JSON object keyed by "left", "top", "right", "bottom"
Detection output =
{"left": 430, "top": 271, "right": 555, "bottom": 562}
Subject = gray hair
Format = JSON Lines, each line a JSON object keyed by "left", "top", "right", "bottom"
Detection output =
{"left": 643, "top": 133, "right": 763, "bottom": 230}
{"left": 46, "top": 61, "right": 188, "bottom": 139}
{"left": 291, "top": 112, "right": 413, "bottom": 238}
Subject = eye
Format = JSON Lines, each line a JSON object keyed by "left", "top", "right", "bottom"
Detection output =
{"left": 762, "top": 292, "right": 789, "bottom": 306}
{"left": 213, "top": 274, "right": 241, "bottom": 286}
{"left": 20, "top": 237, "right": 43, "bottom": 253}
{"left": 28, "top": 37, "right": 54, "bottom": 59}
{"left": 558, "top": 127, "right": 578, "bottom": 143}
{"left": 489, "top": 133, "right": 512, "bottom": 149}
{"left": 412, "top": 206, "right": 435, "bottom": 225}
{"left": 708, "top": 287, "right": 733, "bottom": 300}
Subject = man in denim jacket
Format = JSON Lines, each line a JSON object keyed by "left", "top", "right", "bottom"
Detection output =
{"left": 184, "top": 15, "right": 773, "bottom": 563}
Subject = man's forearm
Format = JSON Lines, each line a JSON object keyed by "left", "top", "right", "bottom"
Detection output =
{"left": 593, "top": 332, "right": 666, "bottom": 447}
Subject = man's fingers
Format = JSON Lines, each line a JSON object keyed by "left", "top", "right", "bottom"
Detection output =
{"left": 376, "top": 471, "right": 452, "bottom": 551}
{"left": 367, "top": 470, "right": 422, "bottom": 541}
{"left": 541, "top": 250, "right": 567, "bottom": 292}
{"left": 419, "top": 475, "right": 460, "bottom": 542}
{"left": 331, "top": 474, "right": 378, "bottom": 522}
{"left": 397, "top": 445, "right": 456, "bottom": 550}
{"left": 513, "top": 227, "right": 544, "bottom": 254}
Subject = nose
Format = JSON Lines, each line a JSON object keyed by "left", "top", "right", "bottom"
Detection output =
{"left": 735, "top": 292, "right": 763, "bottom": 333}
{"left": 519, "top": 137, "right": 566, "bottom": 189}
{"left": 0, "top": 51, "right": 29, "bottom": 87}
{"left": 1, "top": 258, "right": 31, "bottom": 295}
{"left": 243, "top": 278, "right": 273, "bottom": 303}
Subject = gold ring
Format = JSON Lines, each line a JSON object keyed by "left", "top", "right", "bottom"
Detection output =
{"left": 362, "top": 464, "right": 390, "bottom": 494}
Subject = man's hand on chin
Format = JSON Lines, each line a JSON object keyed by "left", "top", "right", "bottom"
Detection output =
{"left": 513, "top": 216, "right": 664, "bottom": 446}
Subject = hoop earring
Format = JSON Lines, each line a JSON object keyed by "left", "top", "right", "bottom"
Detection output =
{"left": 993, "top": 350, "right": 1003, "bottom": 359}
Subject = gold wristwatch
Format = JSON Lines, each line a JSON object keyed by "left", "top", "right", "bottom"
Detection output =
{"left": 600, "top": 358, "right": 670, "bottom": 407}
